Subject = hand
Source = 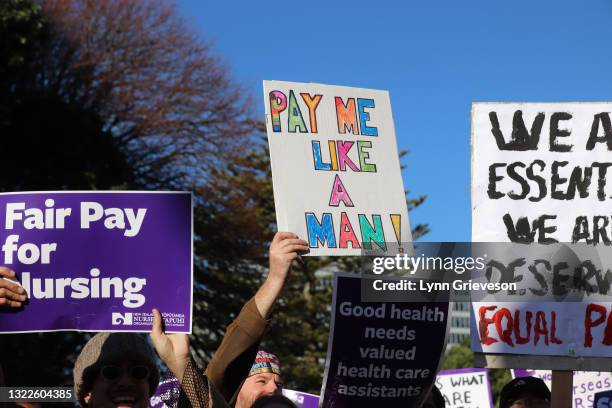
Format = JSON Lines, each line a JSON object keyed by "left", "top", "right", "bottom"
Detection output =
{"left": 254, "top": 232, "right": 309, "bottom": 318}
{"left": 150, "top": 308, "right": 190, "bottom": 382}
{"left": 0, "top": 267, "right": 26, "bottom": 308}
{"left": 267, "top": 232, "right": 309, "bottom": 286}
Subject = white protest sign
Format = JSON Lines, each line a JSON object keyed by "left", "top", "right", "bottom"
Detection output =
{"left": 471, "top": 103, "right": 612, "bottom": 358}
{"left": 472, "top": 103, "right": 612, "bottom": 243}
{"left": 436, "top": 368, "right": 493, "bottom": 408}
{"left": 513, "top": 369, "right": 612, "bottom": 408}
{"left": 263, "top": 81, "right": 411, "bottom": 256}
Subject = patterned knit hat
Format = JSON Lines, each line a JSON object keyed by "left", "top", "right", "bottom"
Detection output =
{"left": 248, "top": 351, "right": 281, "bottom": 377}
{"left": 73, "top": 332, "right": 160, "bottom": 406}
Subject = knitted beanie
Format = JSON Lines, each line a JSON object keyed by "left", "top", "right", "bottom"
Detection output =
{"left": 73, "top": 333, "right": 160, "bottom": 406}
{"left": 248, "top": 350, "right": 281, "bottom": 377}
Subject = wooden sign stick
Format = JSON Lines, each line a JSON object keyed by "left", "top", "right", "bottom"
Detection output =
{"left": 551, "top": 370, "right": 573, "bottom": 408}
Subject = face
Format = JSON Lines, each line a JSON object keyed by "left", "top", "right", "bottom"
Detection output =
{"left": 83, "top": 362, "right": 150, "bottom": 408}
{"left": 235, "top": 372, "right": 283, "bottom": 408}
{"left": 509, "top": 393, "right": 551, "bottom": 408}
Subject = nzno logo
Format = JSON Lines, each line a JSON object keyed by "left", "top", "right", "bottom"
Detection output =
{"left": 112, "top": 312, "right": 133, "bottom": 325}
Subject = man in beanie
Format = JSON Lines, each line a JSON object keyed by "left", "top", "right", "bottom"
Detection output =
{"left": 205, "top": 232, "right": 308, "bottom": 407}
{"left": 234, "top": 351, "right": 283, "bottom": 408}
{"left": 499, "top": 376, "right": 551, "bottom": 408}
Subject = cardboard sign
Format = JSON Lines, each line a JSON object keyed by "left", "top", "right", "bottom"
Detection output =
{"left": 436, "top": 368, "right": 493, "bottom": 408}
{"left": 263, "top": 81, "right": 411, "bottom": 256}
{"left": 0, "top": 191, "right": 192, "bottom": 333}
{"left": 513, "top": 369, "right": 612, "bottom": 408}
{"left": 320, "top": 274, "right": 449, "bottom": 407}
{"left": 471, "top": 103, "right": 612, "bottom": 359}
{"left": 282, "top": 389, "right": 319, "bottom": 408}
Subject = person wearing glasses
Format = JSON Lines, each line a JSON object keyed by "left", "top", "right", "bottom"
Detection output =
{"left": 73, "top": 332, "right": 158, "bottom": 408}
{"left": 0, "top": 230, "right": 308, "bottom": 408}
{"left": 73, "top": 309, "right": 228, "bottom": 408}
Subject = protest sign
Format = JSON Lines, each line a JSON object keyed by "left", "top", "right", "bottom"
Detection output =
{"left": 435, "top": 368, "right": 493, "bottom": 408}
{"left": 513, "top": 369, "right": 612, "bottom": 408}
{"left": 471, "top": 103, "right": 612, "bottom": 361}
{"left": 320, "top": 274, "right": 449, "bottom": 407}
{"left": 263, "top": 80, "right": 411, "bottom": 256}
{"left": 595, "top": 390, "right": 612, "bottom": 407}
{"left": 0, "top": 191, "right": 192, "bottom": 333}
{"left": 282, "top": 389, "right": 319, "bottom": 408}
{"left": 472, "top": 103, "right": 612, "bottom": 243}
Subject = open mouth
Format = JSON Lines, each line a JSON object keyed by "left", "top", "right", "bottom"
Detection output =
{"left": 111, "top": 396, "right": 137, "bottom": 407}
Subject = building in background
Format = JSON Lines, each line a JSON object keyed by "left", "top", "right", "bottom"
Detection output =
{"left": 448, "top": 302, "right": 470, "bottom": 347}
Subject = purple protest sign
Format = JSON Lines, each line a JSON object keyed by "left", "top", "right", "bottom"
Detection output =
{"left": 0, "top": 191, "right": 192, "bottom": 333}
{"left": 320, "top": 274, "right": 450, "bottom": 408}
{"left": 282, "top": 389, "right": 319, "bottom": 408}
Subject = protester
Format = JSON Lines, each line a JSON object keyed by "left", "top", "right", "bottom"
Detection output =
{"left": 205, "top": 232, "right": 308, "bottom": 407}
{"left": 0, "top": 232, "right": 307, "bottom": 407}
{"left": 422, "top": 384, "right": 445, "bottom": 408}
{"left": 234, "top": 351, "right": 283, "bottom": 408}
{"left": 73, "top": 331, "right": 160, "bottom": 408}
{"left": 74, "top": 308, "right": 229, "bottom": 408}
{"left": 499, "top": 376, "right": 551, "bottom": 408}
{"left": 0, "top": 277, "right": 227, "bottom": 408}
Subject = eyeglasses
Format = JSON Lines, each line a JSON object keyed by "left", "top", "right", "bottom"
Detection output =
{"left": 99, "top": 365, "right": 150, "bottom": 381}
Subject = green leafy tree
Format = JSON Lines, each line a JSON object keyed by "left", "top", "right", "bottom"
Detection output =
{"left": 442, "top": 339, "right": 475, "bottom": 370}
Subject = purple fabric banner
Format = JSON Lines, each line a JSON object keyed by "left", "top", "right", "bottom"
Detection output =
{"left": 320, "top": 274, "right": 449, "bottom": 408}
{"left": 0, "top": 191, "right": 192, "bottom": 333}
{"left": 282, "top": 389, "right": 319, "bottom": 408}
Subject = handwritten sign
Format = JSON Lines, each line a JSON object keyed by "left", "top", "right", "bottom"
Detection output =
{"left": 264, "top": 81, "right": 411, "bottom": 255}
{"left": 471, "top": 103, "right": 612, "bottom": 358}
{"left": 436, "top": 368, "right": 493, "bottom": 408}
{"left": 472, "top": 103, "right": 612, "bottom": 242}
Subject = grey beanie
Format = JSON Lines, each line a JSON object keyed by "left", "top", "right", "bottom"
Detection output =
{"left": 73, "top": 332, "right": 160, "bottom": 406}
